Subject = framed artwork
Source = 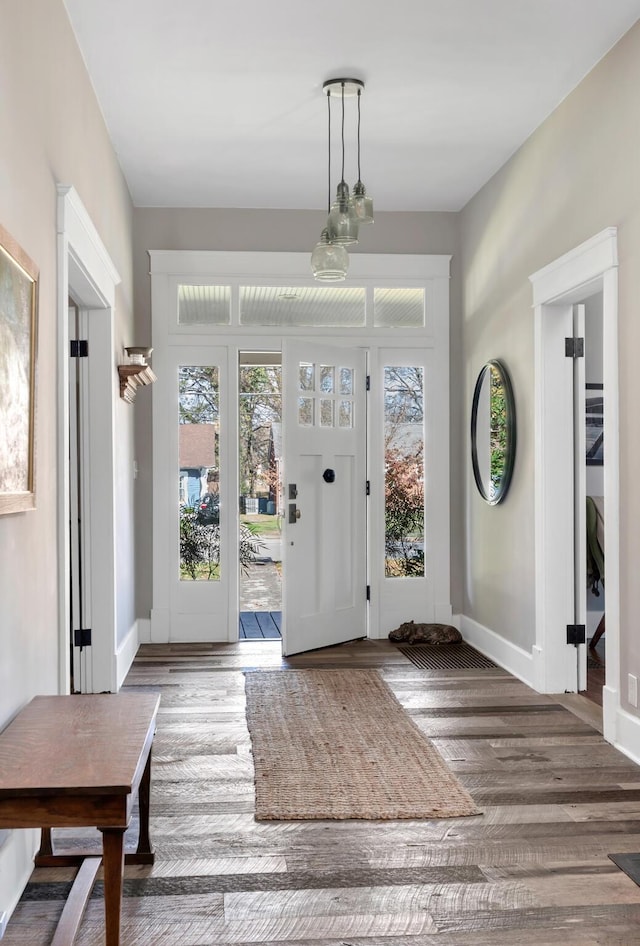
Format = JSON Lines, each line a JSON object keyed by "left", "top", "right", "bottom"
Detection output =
{"left": 0, "top": 223, "right": 39, "bottom": 514}
{"left": 585, "top": 382, "right": 603, "bottom": 466}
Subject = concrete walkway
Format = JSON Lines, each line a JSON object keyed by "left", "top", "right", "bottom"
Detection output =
{"left": 240, "top": 560, "right": 281, "bottom": 611}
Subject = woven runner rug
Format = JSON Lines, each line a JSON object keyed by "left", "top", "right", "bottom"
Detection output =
{"left": 244, "top": 668, "right": 481, "bottom": 821}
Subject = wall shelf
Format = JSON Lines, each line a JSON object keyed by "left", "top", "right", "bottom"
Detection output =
{"left": 118, "top": 364, "right": 157, "bottom": 403}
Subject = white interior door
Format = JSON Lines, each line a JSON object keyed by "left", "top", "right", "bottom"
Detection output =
{"left": 282, "top": 340, "right": 367, "bottom": 656}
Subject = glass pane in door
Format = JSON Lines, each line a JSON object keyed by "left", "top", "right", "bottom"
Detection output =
{"left": 178, "top": 366, "right": 220, "bottom": 581}
{"left": 384, "top": 366, "right": 425, "bottom": 577}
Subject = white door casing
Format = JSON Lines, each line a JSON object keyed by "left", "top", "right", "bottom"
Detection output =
{"left": 57, "top": 185, "right": 121, "bottom": 694}
{"left": 149, "top": 251, "right": 452, "bottom": 647}
{"left": 282, "top": 340, "right": 367, "bottom": 656}
{"left": 529, "top": 228, "right": 619, "bottom": 742}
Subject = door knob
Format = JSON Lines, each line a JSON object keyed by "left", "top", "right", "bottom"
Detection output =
{"left": 323, "top": 468, "right": 336, "bottom": 483}
{"left": 288, "top": 503, "right": 301, "bottom": 523}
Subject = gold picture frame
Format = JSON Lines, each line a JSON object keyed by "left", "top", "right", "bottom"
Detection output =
{"left": 0, "top": 223, "right": 39, "bottom": 514}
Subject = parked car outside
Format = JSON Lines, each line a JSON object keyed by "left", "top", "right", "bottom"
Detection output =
{"left": 196, "top": 492, "right": 219, "bottom": 525}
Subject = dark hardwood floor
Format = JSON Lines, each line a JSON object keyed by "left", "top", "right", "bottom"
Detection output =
{"left": 5, "top": 638, "right": 640, "bottom": 945}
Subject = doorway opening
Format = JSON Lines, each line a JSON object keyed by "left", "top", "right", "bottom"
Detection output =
{"left": 238, "top": 351, "right": 283, "bottom": 640}
{"left": 68, "top": 298, "right": 87, "bottom": 693}
{"left": 582, "top": 293, "right": 605, "bottom": 705}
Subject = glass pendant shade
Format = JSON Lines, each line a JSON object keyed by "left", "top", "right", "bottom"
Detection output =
{"left": 351, "top": 180, "right": 374, "bottom": 225}
{"left": 327, "top": 182, "right": 359, "bottom": 246}
{"left": 311, "top": 228, "right": 349, "bottom": 281}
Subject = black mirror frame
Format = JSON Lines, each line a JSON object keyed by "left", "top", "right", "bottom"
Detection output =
{"left": 470, "top": 359, "right": 516, "bottom": 505}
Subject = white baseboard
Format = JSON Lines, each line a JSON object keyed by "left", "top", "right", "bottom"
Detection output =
{"left": 459, "top": 614, "right": 535, "bottom": 687}
{"left": 610, "top": 699, "right": 640, "bottom": 767}
{"left": 137, "top": 617, "right": 151, "bottom": 644}
{"left": 116, "top": 621, "right": 141, "bottom": 689}
{"left": 0, "top": 830, "right": 39, "bottom": 940}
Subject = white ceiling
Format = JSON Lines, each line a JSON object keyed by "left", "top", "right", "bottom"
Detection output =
{"left": 63, "top": 0, "right": 640, "bottom": 212}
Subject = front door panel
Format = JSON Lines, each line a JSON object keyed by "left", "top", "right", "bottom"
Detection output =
{"left": 282, "top": 341, "right": 367, "bottom": 656}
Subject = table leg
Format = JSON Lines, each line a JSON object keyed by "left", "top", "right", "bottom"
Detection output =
{"left": 100, "top": 828, "right": 125, "bottom": 946}
{"left": 35, "top": 827, "right": 54, "bottom": 859}
{"left": 136, "top": 748, "right": 153, "bottom": 857}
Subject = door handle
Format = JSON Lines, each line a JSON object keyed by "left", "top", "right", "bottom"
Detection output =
{"left": 288, "top": 503, "right": 301, "bottom": 524}
{"left": 323, "top": 468, "right": 336, "bottom": 483}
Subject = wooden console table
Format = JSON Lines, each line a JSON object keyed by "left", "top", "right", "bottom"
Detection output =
{"left": 0, "top": 693, "right": 160, "bottom": 946}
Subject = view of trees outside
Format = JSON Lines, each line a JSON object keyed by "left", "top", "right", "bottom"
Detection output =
{"left": 178, "top": 364, "right": 280, "bottom": 581}
{"left": 384, "top": 366, "right": 425, "bottom": 577}
{"left": 179, "top": 365, "right": 224, "bottom": 581}
{"left": 238, "top": 366, "right": 281, "bottom": 500}
{"left": 179, "top": 365, "right": 218, "bottom": 424}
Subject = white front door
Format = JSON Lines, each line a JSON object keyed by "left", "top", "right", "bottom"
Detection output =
{"left": 282, "top": 341, "right": 367, "bottom": 656}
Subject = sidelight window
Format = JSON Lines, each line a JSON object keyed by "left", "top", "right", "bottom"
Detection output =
{"left": 178, "top": 365, "right": 220, "bottom": 581}
{"left": 383, "top": 366, "right": 425, "bottom": 577}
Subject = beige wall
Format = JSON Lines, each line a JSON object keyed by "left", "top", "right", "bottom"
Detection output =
{"left": 460, "top": 21, "right": 640, "bottom": 695}
{"left": 0, "top": 0, "right": 134, "bottom": 913}
{"left": 132, "top": 208, "right": 462, "bottom": 616}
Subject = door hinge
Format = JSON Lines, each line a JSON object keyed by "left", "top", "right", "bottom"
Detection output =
{"left": 565, "top": 337, "right": 584, "bottom": 358}
{"left": 70, "top": 339, "right": 89, "bottom": 358}
{"left": 366, "top": 480, "right": 370, "bottom": 496}
{"left": 366, "top": 374, "right": 371, "bottom": 391}
{"left": 74, "top": 627, "right": 92, "bottom": 648}
{"left": 566, "top": 624, "right": 586, "bottom": 646}
{"left": 366, "top": 585, "right": 371, "bottom": 601}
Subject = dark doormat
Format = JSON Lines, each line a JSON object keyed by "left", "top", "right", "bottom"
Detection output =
{"left": 609, "top": 852, "right": 640, "bottom": 885}
{"left": 398, "top": 643, "right": 499, "bottom": 670}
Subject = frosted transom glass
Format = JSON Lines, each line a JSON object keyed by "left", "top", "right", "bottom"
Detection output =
{"left": 178, "top": 285, "right": 231, "bottom": 325}
{"left": 240, "top": 286, "right": 365, "bottom": 327}
{"left": 374, "top": 288, "right": 425, "bottom": 328}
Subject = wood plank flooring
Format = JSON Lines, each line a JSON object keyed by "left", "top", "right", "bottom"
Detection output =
{"left": 6, "top": 639, "right": 640, "bottom": 945}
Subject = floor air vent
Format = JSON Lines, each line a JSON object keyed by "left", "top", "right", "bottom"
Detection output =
{"left": 398, "top": 643, "right": 499, "bottom": 670}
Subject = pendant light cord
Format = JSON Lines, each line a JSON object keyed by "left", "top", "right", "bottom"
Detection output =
{"left": 327, "top": 89, "right": 331, "bottom": 215}
{"left": 341, "top": 81, "right": 346, "bottom": 184}
{"left": 357, "top": 88, "right": 362, "bottom": 182}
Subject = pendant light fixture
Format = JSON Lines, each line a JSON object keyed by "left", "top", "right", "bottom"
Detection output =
{"left": 311, "top": 76, "right": 373, "bottom": 280}
{"left": 326, "top": 79, "right": 360, "bottom": 246}
{"left": 351, "top": 86, "right": 374, "bottom": 225}
{"left": 311, "top": 82, "right": 349, "bottom": 280}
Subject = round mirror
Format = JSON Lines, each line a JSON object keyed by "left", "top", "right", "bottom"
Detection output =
{"left": 471, "top": 359, "right": 516, "bottom": 505}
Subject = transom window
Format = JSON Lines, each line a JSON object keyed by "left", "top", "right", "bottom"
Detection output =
{"left": 176, "top": 283, "right": 425, "bottom": 329}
